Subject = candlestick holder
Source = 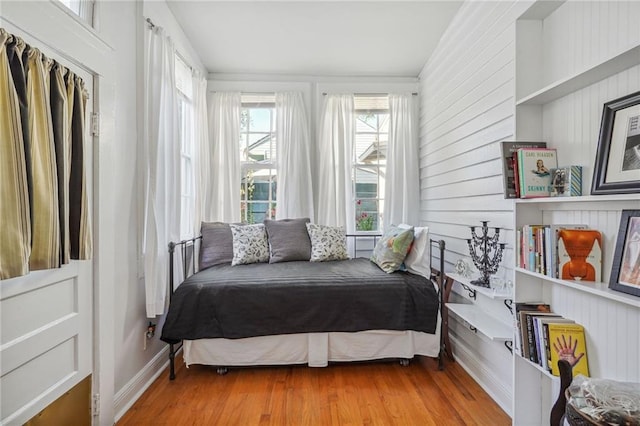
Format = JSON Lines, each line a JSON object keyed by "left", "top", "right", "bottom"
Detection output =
{"left": 466, "top": 221, "right": 506, "bottom": 288}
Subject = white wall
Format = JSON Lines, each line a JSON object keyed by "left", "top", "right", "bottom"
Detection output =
{"left": 110, "top": 1, "right": 208, "bottom": 420}
{"left": 419, "top": 0, "right": 534, "bottom": 414}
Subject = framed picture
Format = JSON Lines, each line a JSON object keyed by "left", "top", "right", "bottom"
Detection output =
{"left": 591, "top": 91, "right": 640, "bottom": 195}
{"left": 609, "top": 210, "right": 640, "bottom": 297}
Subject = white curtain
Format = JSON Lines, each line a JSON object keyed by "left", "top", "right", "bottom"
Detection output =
{"left": 384, "top": 93, "right": 419, "bottom": 229}
{"left": 275, "top": 92, "right": 314, "bottom": 221}
{"left": 206, "top": 92, "right": 241, "bottom": 222}
{"left": 192, "top": 73, "right": 209, "bottom": 235}
{"left": 316, "top": 94, "right": 354, "bottom": 231}
{"left": 143, "top": 27, "right": 180, "bottom": 317}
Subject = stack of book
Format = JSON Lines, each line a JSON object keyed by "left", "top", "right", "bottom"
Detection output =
{"left": 516, "top": 225, "right": 602, "bottom": 281}
{"left": 500, "top": 142, "right": 583, "bottom": 198}
{"left": 514, "top": 302, "right": 589, "bottom": 377}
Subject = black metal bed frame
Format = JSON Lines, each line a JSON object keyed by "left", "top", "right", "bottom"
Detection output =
{"left": 166, "top": 234, "right": 452, "bottom": 380}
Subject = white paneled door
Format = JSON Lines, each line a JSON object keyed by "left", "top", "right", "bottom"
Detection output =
{"left": 0, "top": 64, "right": 94, "bottom": 425}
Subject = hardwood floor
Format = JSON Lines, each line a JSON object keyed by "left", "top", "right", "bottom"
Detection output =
{"left": 117, "top": 355, "right": 510, "bottom": 425}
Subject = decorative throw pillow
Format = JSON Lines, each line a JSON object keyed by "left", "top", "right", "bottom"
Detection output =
{"left": 264, "top": 218, "right": 312, "bottom": 263}
{"left": 199, "top": 222, "right": 234, "bottom": 270}
{"left": 399, "top": 224, "right": 430, "bottom": 277}
{"left": 371, "top": 225, "right": 415, "bottom": 273}
{"left": 305, "top": 223, "right": 349, "bottom": 262}
{"left": 230, "top": 224, "right": 270, "bottom": 266}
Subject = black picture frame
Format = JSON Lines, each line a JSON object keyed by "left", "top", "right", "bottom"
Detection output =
{"left": 609, "top": 210, "right": 640, "bottom": 297}
{"left": 591, "top": 91, "right": 640, "bottom": 195}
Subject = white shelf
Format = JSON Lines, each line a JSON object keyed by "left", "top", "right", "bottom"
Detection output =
{"left": 515, "top": 352, "right": 556, "bottom": 380}
{"left": 446, "top": 303, "right": 512, "bottom": 341}
{"left": 514, "top": 194, "right": 640, "bottom": 205}
{"left": 516, "top": 44, "right": 640, "bottom": 106}
{"left": 447, "top": 272, "right": 512, "bottom": 300}
{"left": 515, "top": 268, "right": 640, "bottom": 309}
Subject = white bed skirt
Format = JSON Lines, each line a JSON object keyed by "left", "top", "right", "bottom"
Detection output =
{"left": 184, "top": 317, "right": 441, "bottom": 368}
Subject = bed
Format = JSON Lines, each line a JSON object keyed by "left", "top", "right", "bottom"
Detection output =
{"left": 161, "top": 222, "right": 453, "bottom": 379}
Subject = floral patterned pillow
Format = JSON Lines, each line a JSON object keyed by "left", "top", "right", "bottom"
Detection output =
{"left": 371, "top": 225, "right": 415, "bottom": 273}
{"left": 230, "top": 224, "right": 270, "bottom": 266}
{"left": 305, "top": 223, "right": 349, "bottom": 262}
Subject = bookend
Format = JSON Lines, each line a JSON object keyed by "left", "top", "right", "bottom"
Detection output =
{"left": 550, "top": 359, "right": 573, "bottom": 426}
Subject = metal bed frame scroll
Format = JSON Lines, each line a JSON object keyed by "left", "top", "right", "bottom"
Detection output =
{"left": 166, "top": 235, "right": 453, "bottom": 380}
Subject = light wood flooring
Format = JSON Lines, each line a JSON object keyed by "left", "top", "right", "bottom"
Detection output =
{"left": 117, "top": 355, "right": 510, "bottom": 425}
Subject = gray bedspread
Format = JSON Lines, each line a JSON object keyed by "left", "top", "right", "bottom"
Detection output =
{"left": 160, "top": 258, "right": 439, "bottom": 344}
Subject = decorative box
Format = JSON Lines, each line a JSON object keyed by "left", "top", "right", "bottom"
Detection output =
{"left": 550, "top": 166, "right": 582, "bottom": 197}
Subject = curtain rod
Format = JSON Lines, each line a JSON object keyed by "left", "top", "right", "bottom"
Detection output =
{"left": 145, "top": 17, "right": 197, "bottom": 75}
{"left": 322, "top": 92, "right": 418, "bottom": 96}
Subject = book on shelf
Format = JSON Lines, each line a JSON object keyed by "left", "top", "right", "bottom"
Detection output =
{"left": 550, "top": 166, "right": 582, "bottom": 197}
{"left": 538, "top": 317, "right": 575, "bottom": 371}
{"left": 533, "top": 315, "right": 562, "bottom": 367}
{"left": 499, "top": 141, "right": 547, "bottom": 198}
{"left": 515, "top": 303, "right": 551, "bottom": 358}
{"left": 548, "top": 322, "right": 589, "bottom": 377}
{"left": 516, "top": 148, "right": 558, "bottom": 198}
{"left": 549, "top": 224, "right": 588, "bottom": 278}
{"left": 525, "top": 312, "right": 561, "bottom": 364}
{"left": 517, "top": 224, "right": 590, "bottom": 278}
{"left": 557, "top": 229, "right": 603, "bottom": 282}
{"left": 518, "top": 225, "right": 550, "bottom": 275}
{"left": 513, "top": 153, "right": 521, "bottom": 198}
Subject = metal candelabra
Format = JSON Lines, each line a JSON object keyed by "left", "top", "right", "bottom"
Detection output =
{"left": 466, "top": 221, "right": 506, "bottom": 288}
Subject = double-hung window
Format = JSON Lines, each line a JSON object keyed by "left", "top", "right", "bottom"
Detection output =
{"left": 239, "top": 94, "right": 277, "bottom": 224}
{"left": 175, "top": 56, "right": 195, "bottom": 239}
{"left": 353, "top": 95, "right": 388, "bottom": 232}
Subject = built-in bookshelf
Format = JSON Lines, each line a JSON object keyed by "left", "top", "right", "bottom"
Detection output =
{"left": 513, "top": 1, "right": 640, "bottom": 424}
{"left": 513, "top": 196, "right": 640, "bottom": 424}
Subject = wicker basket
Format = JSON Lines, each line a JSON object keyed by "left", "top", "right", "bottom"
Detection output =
{"left": 565, "top": 388, "right": 640, "bottom": 426}
{"left": 564, "top": 390, "right": 600, "bottom": 426}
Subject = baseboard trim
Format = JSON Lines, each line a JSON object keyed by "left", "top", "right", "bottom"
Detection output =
{"left": 450, "top": 334, "right": 512, "bottom": 417}
{"left": 113, "top": 346, "right": 169, "bottom": 421}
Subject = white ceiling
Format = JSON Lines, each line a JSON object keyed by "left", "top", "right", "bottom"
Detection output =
{"left": 166, "top": 1, "right": 463, "bottom": 78}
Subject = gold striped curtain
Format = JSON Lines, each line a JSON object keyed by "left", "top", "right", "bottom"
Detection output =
{"left": 0, "top": 28, "right": 92, "bottom": 280}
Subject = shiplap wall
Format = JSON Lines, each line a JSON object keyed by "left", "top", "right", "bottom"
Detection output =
{"left": 419, "top": 1, "right": 531, "bottom": 414}
{"left": 420, "top": 0, "right": 640, "bottom": 419}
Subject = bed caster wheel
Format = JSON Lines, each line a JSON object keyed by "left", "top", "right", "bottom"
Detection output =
{"left": 216, "top": 367, "right": 228, "bottom": 375}
{"left": 399, "top": 359, "right": 410, "bottom": 367}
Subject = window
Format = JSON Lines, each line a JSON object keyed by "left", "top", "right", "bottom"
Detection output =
{"left": 353, "top": 95, "right": 388, "bottom": 231}
{"left": 240, "top": 94, "right": 277, "bottom": 224}
{"left": 57, "top": 0, "right": 95, "bottom": 26}
{"left": 176, "top": 56, "right": 194, "bottom": 239}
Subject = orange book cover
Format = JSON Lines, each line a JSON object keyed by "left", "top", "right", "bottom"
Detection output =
{"left": 557, "top": 229, "right": 602, "bottom": 282}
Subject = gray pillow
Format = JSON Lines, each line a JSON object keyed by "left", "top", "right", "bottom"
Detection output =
{"left": 199, "top": 222, "right": 234, "bottom": 270}
{"left": 264, "top": 218, "right": 312, "bottom": 263}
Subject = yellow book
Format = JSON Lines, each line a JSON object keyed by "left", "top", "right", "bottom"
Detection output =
{"left": 548, "top": 323, "right": 589, "bottom": 377}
